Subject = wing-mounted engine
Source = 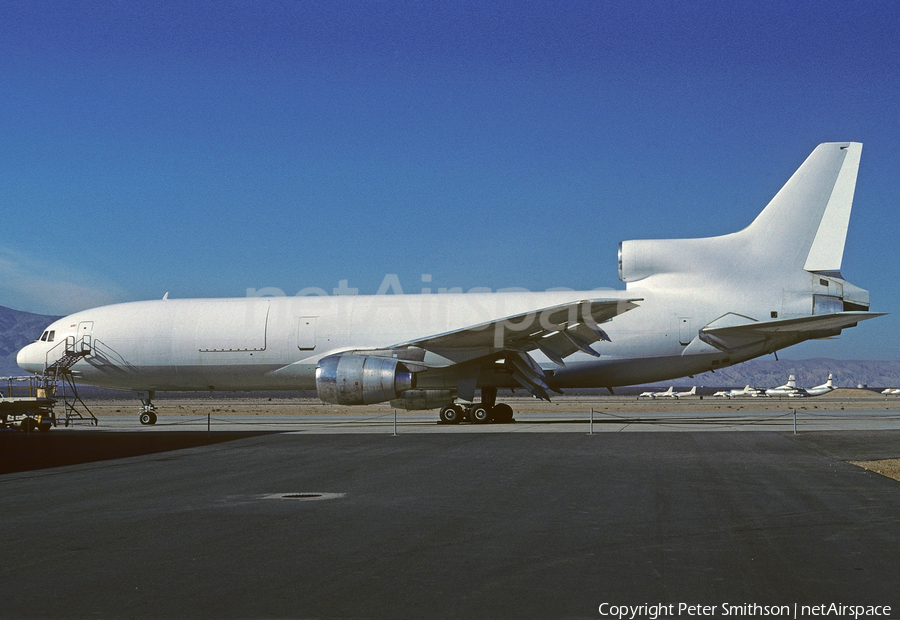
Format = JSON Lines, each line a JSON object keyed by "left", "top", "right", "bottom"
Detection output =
{"left": 316, "top": 355, "right": 416, "bottom": 405}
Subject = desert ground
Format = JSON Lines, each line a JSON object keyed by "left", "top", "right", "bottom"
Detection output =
{"left": 73, "top": 387, "right": 900, "bottom": 417}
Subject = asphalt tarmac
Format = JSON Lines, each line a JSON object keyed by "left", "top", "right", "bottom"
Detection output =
{"left": 2, "top": 420, "right": 900, "bottom": 619}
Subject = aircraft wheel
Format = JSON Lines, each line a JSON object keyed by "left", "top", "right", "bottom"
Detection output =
{"left": 38, "top": 422, "right": 52, "bottom": 432}
{"left": 493, "top": 403, "right": 514, "bottom": 423}
{"left": 140, "top": 412, "right": 158, "bottom": 425}
{"left": 471, "top": 404, "right": 492, "bottom": 424}
{"left": 20, "top": 418, "right": 36, "bottom": 432}
{"left": 439, "top": 404, "right": 462, "bottom": 424}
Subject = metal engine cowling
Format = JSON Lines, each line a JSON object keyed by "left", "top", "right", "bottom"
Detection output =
{"left": 316, "top": 355, "right": 416, "bottom": 405}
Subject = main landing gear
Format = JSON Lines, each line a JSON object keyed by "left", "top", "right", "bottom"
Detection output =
{"left": 438, "top": 402, "right": 514, "bottom": 424}
{"left": 139, "top": 391, "right": 158, "bottom": 425}
{"left": 438, "top": 387, "right": 514, "bottom": 425}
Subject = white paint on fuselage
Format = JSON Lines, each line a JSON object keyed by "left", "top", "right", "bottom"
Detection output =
{"left": 17, "top": 283, "right": 778, "bottom": 393}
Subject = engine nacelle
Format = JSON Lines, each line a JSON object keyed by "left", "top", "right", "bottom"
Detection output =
{"left": 390, "top": 389, "right": 456, "bottom": 411}
{"left": 619, "top": 239, "right": 690, "bottom": 282}
{"left": 316, "top": 355, "right": 415, "bottom": 405}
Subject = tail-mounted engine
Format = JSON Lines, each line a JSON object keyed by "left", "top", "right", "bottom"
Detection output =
{"left": 316, "top": 355, "right": 416, "bottom": 405}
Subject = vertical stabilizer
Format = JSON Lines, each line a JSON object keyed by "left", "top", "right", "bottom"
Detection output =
{"left": 742, "top": 142, "right": 862, "bottom": 272}
{"left": 618, "top": 142, "right": 864, "bottom": 285}
{"left": 803, "top": 146, "right": 861, "bottom": 271}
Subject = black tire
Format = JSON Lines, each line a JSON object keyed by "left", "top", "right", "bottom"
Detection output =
{"left": 471, "top": 404, "right": 491, "bottom": 424}
{"left": 438, "top": 404, "right": 462, "bottom": 424}
{"left": 38, "top": 422, "right": 52, "bottom": 432}
{"left": 493, "top": 403, "right": 514, "bottom": 423}
{"left": 140, "top": 412, "right": 152, "bottom": 425}
{"left": 149, "top": 412, "right": 157, "bottom": 425}
{"left": 20, "top": 417, "right": 36, "bottom": 433}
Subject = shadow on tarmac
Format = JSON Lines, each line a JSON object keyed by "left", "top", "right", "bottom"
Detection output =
{"left": 0, "top": 430, "right": 280, "bottom": 474}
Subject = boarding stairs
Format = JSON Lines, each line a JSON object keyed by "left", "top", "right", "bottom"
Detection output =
{"left": 41, "top": 336, "right": 98, "bottom": 426}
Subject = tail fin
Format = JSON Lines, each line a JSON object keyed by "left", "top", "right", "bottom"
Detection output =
{"left": 742, "top": 142, "right": 862, "bottom": 272}
{"left": 618, "top": 142, "right": 863, "bottom": 284}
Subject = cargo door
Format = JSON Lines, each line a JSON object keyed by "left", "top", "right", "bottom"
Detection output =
{"left": 197, "top": 300, "right": 269, "bottom": 352}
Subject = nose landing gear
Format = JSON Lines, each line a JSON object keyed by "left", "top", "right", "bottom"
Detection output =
{"left": 139, "top": 391, "right": 158, "bottom": 425}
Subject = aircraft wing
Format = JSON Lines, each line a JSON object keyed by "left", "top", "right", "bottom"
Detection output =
{"left": 393, "top": 298, "right": 641, "bottom": 365}
{"left": 700, "top": 311, "right": 885, "bottom": 352}
{"left": 331, "top": 297, "right": 638, "bottom": 402}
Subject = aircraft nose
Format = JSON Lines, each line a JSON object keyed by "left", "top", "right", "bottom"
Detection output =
{"left": 16, "top": 343, "right": 43, "bottom": 375}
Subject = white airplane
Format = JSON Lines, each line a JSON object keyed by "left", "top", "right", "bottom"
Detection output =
{"left": 17, "top": 142, "right": 884, "bottom": 425}
{"left": 673, "top": 386, "right": 697, "bottom": 398}
{"left": 805, "top": 373, "right": 836, "bottom": 397}
{"left": 881, "top": 388, "right": 900, "bottom": 396}
{"left": 765, "top": 375, "right": 806, "bottom": 397}
{"left": 639, "top": 387, "right": 674, "bottom": 398}
{"left": 713, "top": 385, "right": 767, "bottom": 398}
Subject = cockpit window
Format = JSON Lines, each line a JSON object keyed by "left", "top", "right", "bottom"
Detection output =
{"left": 40, "top": 331, "right": 48, "bottom": 342}
{"left": 47, "top": 330, "right": 55, "bottom": 342}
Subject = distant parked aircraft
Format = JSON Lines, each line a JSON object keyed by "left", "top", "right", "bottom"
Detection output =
{"left": 639, "top": 387, "right": 674, "bottom": 398}
{"left": 673, "top": 386, "right": 697, "bottom": 398}
{"left": 765, "top": 374, "right": 836, "bottom": 397}
{"left": 765, "top": 375, "right": 805, "bottom": 397}
{"left": 805, "top": 374, "right": 836, "bottom": 397}
{"left": 881, "top": 388, "right": 900, "bottom": 396}
{"left": 713, "top": 385, "right": 767, "bottom": 398}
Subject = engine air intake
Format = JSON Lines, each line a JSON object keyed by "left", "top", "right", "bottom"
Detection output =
{"left": 316, "top": 355, "right": 415, "bottom": 406}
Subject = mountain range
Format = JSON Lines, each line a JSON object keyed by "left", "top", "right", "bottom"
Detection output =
{"left": 1, "top": 305, "right": 898, "bottom": 388}
{"left": 0, "top": 305, "right": 61, "bottom": 378}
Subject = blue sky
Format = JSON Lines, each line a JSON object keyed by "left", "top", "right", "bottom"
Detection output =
{"left": 1, "top": 1, "right": 898, "bottom": 359}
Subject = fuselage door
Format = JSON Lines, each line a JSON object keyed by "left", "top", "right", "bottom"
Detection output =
{"left": 297, "top": 317, "right": 317, "bottom": 350}
{"left": 77, "top": 321, "right": 93, "bottom": 354}
{"left": 678, "top": 317, "right": 692, "bottom": 345}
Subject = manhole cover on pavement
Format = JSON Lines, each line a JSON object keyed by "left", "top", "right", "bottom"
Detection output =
{"left": 258, "top": 492, "right": 345, "bottom": 501}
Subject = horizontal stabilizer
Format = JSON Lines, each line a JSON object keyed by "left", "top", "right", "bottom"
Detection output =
{"left": 700, "top": 311, "right": 885, "bottom": 352}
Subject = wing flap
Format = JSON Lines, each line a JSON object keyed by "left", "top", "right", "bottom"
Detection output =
{"left": 508, "top": 351, "right": 556, "bottom": 400}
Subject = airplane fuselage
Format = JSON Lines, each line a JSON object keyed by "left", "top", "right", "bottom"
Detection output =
{"left": 16, "top": 279, "right": 856, "bottom": 394}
